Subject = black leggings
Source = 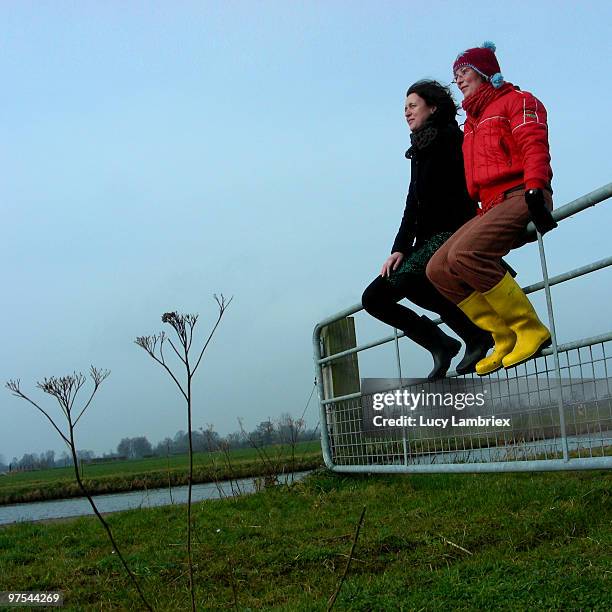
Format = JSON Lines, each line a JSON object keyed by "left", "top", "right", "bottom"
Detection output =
{"left": 361, "top": 272, "right": 479, "bottom": 340}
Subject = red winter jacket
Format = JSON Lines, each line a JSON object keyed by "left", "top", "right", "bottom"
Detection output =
{"left": 463, "top": 85, "right": 553, "bottom": 213}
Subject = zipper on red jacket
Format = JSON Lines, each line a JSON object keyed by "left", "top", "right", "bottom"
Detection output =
{"left": 467, "top": 119, "right": 477, "bottom": 201}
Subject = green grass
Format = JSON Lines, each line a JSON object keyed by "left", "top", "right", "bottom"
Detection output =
{"left": 1, "top": 469, "right": 610, "bottom": 610}
{"left": 0, "top": 441, "right": 323, "bottom": 505}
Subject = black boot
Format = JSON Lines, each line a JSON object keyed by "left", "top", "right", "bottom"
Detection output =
{"left": 440, "top": 311, "right": 494, "bottom": 375}
{"left": 454, "top": 330, "right": 494, "bottom": 375}
{"left": 404, "top": 315, "right": 461, "bottom": 381}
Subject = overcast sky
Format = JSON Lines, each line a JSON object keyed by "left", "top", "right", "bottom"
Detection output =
{"left": 1, "top": 0, "right": 611, "bottom": 463}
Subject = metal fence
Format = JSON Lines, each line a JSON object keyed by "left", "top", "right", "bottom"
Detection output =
{"left": 313, "top": 183, "right": 612, "bottom": 473}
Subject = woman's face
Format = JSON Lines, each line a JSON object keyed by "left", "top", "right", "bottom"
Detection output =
{"left": 404, "top": 93, "right": 435, "bottom": 132}
{"left": 454, "top": 67, "right": 485, "bottom": 98}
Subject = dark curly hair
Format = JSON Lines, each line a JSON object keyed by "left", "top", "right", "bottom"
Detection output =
{"left": 406, "top": 79, "right": 459, "bottom": 125}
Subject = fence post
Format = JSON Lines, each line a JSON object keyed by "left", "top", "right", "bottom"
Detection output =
{"left": 321, "top": 318, "right": 361, "bottom": 463}
{"left": 321, "top": 317, "right": 360, "bottom": 400}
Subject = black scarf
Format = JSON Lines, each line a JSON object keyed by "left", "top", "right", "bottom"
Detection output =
{"left": 406, "top": 121, "right": 438, "bottom": 159}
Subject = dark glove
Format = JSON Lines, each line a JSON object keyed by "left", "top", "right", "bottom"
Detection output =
{"left": 525, "top": 189, "right": 557, "bottom": 235}
{"left": 500, "top": 258, "right": 517, "bottom": 278}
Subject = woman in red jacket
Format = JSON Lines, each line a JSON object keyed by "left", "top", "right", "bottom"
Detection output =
{"left": 426, "top": 42, "right": 556, "bottom": 375}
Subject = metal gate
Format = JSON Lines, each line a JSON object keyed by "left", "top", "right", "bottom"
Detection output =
{"left": 313, "top": 183, "right": 612, "bottom": 473}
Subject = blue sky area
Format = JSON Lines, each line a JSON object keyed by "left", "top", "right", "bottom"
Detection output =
{"left": 1, "top": 0, "right": 611, "bottom": 462}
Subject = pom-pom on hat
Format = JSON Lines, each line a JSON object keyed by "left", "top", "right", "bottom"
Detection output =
{"left": 453, "top": 41, "right": 505, "bottom": 88}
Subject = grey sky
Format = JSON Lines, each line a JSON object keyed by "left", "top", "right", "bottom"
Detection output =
{"left": 2, "top": 1, "right": 611, "bottom": 462}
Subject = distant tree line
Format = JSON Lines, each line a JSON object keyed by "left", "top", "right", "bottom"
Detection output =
{"left": 2, "top": 414, "right": 320, "bottom": 471}
{"left": 122, "top": 414, "right": 319, "bottom": 459}
{"left": 5, "top": 449, "right": 96, "bottom": 472}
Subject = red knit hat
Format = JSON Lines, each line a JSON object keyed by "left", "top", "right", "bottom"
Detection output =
{"left": 453, "top": 41, "right": 505, "bottom": 88}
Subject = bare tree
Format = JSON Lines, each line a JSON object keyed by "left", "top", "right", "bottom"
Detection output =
{"left": 201, "top": 424, "right": 243, "bottom": 498}
{"left": 42, "top": 449, "right": 56, "bottom": 468}
{"left": 5, "top": 368, "right": 153, "bottom": 611}
{"left": 135, "top": 295, "right": 231, "bottom": 612}
{"left": 238, "top": 418, "right": 281, "bottom": 488}
{"left": 277, "top": 413, "right": 305, "bottom": 481}
{"left": 117, "top": 436, "right": 153, "bottom": 459}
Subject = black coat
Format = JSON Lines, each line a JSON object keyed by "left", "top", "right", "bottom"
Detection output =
{"left": 392, "top": 122, "right": 477, "bottom": 254}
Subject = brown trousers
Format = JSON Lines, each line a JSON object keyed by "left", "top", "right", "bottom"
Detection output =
{"left": 426, "top": 190, "right": 553, "bottom": 304}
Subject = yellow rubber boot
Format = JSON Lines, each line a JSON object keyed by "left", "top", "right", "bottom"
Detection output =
{"left": 482, "top": 272, "right": 551, "bottom": 369}
{"left": 457, "top": 291, "right": 517, "bottom": 375}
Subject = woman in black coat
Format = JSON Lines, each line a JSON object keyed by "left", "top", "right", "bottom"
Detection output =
{"left": 362, "top": 80, "right": 492, "bottom": 379}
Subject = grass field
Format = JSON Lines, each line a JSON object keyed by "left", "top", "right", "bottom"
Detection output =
{"left": 0, "top": 469, "right": 610, "bottom": 610}
{"left": 0, "top": 441, "right": 323, "bottom": 505}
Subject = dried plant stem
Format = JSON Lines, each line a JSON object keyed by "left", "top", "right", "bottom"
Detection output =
{"left": 5, "top": 371, "right": 153, "bottom": 612}
{"left": 186, "top": 374, "right": 195, "bottom": 612}
{"left": 227, "top": 556, "right": 239, "bottom": 610}
{"left": 327, "top": 506, "right": 366, "bottom": 611}
{"left": 439, "top": 534, "right": 473, "bottom": 555}
{"left": 67, "top": 426, "right": 153, "bottom": 611}
{"left": 135, "top": 296, "right": 232, "bottom": 612}
{"left": 166, "top": 441, "right": 174, "bottom": 505}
